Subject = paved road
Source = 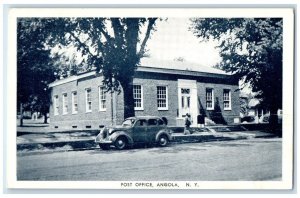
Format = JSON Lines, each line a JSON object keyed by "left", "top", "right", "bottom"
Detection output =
{"left": 17, "top": 138, "right": 282, "bottom": 181}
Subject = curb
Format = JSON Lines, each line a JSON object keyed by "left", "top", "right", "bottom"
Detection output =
{"left": 17, "top": 140, "right": 97, "bottom": 152}
{"left": 17, "top": 132, "right": 277, "bottom": 152}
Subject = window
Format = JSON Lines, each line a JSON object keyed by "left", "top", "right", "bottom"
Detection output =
{"left": 62, "top": 93, "right": 68, "bottom": 114}
{"left": 135, "top": 119, "right": 147, "bottom": 127}
{"left": 158, "top": 119, "right": 164, "bottom": 125}
{"left": 206, "top": 88, "right": 214, "bottom": 110}
{"left": 53, "top": 95, "right": 59, "bottom": 115}
{"left": 223, "top": 89, "right": 231, "bottom": 110}
{"left": 133, "top": 85, "right": 143, "bottom": 110}
{"left": 86, "top": 88, "right": 92, "bottom": 112}
{"left": 99, "top": 86, "right": 106, "bottom": 111}
{"left": 181, "top": 88, "right": 190, "bottom": 94}
{"left": 148, "top": 119, "right": 158, "bottom": 126}
{"left": 157, "top": 86, "right": 168, "bottom": 110}
{"left": 72, "top": 91, "right": 78, "bottom": 114}
{"left": 181, "top": 96, "right": 191, "bottom": 108}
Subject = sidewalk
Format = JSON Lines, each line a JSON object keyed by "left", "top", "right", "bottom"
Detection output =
{"left": 17, "top": 126, "right": 277, "bottom": 152}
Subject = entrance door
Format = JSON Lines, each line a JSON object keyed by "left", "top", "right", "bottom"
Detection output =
{"left": 180, "top": 88, "right": 191, "bottom": 116}
{"left": 177, "top": 79, "right": 198, "bottom": 126}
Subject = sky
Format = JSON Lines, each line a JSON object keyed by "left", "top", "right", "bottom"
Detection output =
{"left": 144, "top": 18, "right": 251, "bottom": 94}
{"left": 145, "top": 18, "right": 222, "bottom": 67}
{"left": 53, "top": 18, "right": 252, "bottom": 93}
{"left": 53, "top": 17, "right": 222, "bottom": 69}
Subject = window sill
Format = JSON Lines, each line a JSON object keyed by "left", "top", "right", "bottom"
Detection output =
{"left": 158, "top": 108, "right": 168, "bottom": 111}
{"left": 99, "top": 109, "right": 107, "bottom": 112}
{"left": 72, "top": 112, "right": 78, "bottom": 115}
{"left": 134, "top": 108, "right": 144, "bottom": 111}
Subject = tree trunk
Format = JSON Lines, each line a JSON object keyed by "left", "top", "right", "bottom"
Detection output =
{"left": 43, "top": 112, "right": 48, "bottom": 124}
{"left": 269, "top": 107, "right": 280, "bottom": 136}
{"left": 20, "top": 103, "right": 23, "bottom": 127}
{"left": 121, "top": 81, "right": 135, "bottom": 119}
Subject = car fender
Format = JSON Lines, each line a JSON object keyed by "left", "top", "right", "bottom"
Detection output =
{"left": 110, "top": 131, "right": 134, "bottom": 144}
{"left": 95, "top": 132, "right": 102, "bottom": 142}
{"left": 155, "top": 129, "right": 173, "bottom": 142}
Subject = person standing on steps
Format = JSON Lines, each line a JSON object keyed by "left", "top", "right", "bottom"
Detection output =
{"left": 184, "top": 113, "right": 192, "bottom": 135}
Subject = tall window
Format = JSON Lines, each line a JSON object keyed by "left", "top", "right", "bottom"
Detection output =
{"left": 206, "top": 88, "right": 214, "bottom": 110}
{"left": 99, "top": 86, "right": 106, "bottom": 111}
{"left": 72, "top": 91, "right": 78, "bottom": 114}
{"left": 86, "top": 88, "right": 92, "bottom": 112}
{"left": 223, "top": 89, "right": 231, "bottom": 110}
{"left": 54, "top": 95, "right": 59, "bottom": 115}
{"left": 157, "top": 86, "right": 168, "bottom": 110}
{"left": 62, "top": 93, "right": 68, "bottom": 114}
{"left": 133, "top": 85, "right": 143, "bottom": 110}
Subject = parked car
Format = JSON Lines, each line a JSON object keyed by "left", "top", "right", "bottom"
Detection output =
{"left": 95, "top": 116, "right": 173, "bottom": 150}
{"left": 241, "top": 115, "right": 256, "bottom": 123}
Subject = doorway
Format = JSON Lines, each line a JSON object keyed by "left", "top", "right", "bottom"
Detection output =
{"left": 177, "top": 79, "right": 198, "bottom": 127}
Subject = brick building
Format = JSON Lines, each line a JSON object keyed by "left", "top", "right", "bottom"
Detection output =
{"left": 49, "top": 58, "right": 240, "bottom": 129}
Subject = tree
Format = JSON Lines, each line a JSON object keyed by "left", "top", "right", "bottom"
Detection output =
{"left": 17, "top": 18, "right": 158, "bottom": 124}
{"left": 190, "top": 18, "right": 282, "bottom": 129}
{"left": 17, "top": 18, "right": 58, "bottom": 125}
{"left": 46, "top": 17, "right": 158, "bottom": 119}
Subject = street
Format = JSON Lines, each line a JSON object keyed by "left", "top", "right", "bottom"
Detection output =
{"left": 17, "top": 138, "right": 282, "bottom": 181}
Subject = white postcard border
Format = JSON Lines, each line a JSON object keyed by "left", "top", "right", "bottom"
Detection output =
{"left": 6, "top": 7, "right": 294, "bottom": 190}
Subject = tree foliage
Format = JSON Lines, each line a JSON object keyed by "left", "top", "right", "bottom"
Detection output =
{"left": 190, "top": 18, "right": 283, "bottom": 117}
{"left": 17, "top": 18, "right": 58, "bottom": 123}
{"left": 18, "top": 17, "right": 158, "bottom": 120}
{"left": 47, "top": 18, "right": 158, "bottom": 118}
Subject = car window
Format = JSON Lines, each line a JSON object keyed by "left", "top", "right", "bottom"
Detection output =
{"left": 122, "top": 119, "right": 136, "bottom": 127}
{"left": 158, "top": 119, "right": 164, "bottom": 125}
{"left": 148, "top": 119, "right": 158, "bottom": 126}
{"left": 135, "top": 119, "right": 147, "bottom": 127}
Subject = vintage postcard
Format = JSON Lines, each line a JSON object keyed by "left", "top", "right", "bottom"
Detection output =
{"left": 5, "top": 7, "right": 294, "bottom": 190}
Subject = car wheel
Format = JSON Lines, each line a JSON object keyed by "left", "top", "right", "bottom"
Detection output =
{"left": 114, "top": 137, "right": 127, "bottom": 150}
{"left": 99, "top": 144, "right": 110, "bottom": 150}
{"left": 158, "top": 135, "right": 168, "bottom": 147}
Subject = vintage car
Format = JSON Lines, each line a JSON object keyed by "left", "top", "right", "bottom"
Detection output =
{"left": 95, "top": 116, "right": 173, "bottom": 150}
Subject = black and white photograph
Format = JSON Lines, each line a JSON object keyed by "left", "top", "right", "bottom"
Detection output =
{"left": 5, "top": 7, "right": 294, "bottom": 190}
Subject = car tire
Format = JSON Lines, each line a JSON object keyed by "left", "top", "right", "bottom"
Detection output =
{"left": 99, "top": 144, "right": 110, "bottom": 150}
{"left": 158, "top": 135, "right": 168, "bottom": 147}
{"left": 114, "top": 137, "right": 127, "bottom": 150}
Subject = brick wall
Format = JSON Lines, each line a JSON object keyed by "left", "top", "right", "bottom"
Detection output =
{"left": 49, "top": 71, "right": 240, "bottom": 129}
{"left": 133, "top": 73, "right": 178, "bottom": 126}
{"left": 197, "top": 81, "right": 240, "bottom": 124}
{"left": 50, "top": 74, "right": 113, "bottom": 129}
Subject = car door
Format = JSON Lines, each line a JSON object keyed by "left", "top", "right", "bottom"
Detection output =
{"left": 132, "top": 119, "right": 148, "bottom": 143}
{"left": 147, "top": 118, "right": 163, "bottom": 143}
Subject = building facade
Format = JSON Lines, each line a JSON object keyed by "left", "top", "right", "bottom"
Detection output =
{"left": 49, "top": 59, "right": 240, "bottom": 129}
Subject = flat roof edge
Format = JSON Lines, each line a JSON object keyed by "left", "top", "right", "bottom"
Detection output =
{"left": 49, "top": 66, "right": 232, "bottom": 88}
{"left": 49, "top": 71, "right": 97, "bottom": 88}
{"left": 136, "top": 66, "right": 231, "bottom": 78}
